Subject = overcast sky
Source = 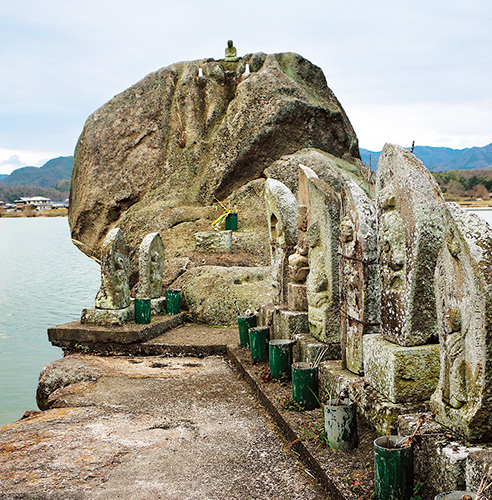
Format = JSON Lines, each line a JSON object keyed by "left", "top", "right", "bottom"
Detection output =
{"left": 0, "top": 0, "right": 491, "bottom": 174}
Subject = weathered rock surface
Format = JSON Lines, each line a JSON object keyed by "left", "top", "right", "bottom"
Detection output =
{"left": 94, "top": 228, "right": 130, "bottom": 310}
{"left": 136, "top": 232, "right": 165, "bottom": 299}
{"left": 69, "top": 52, "right": 362, "bottom": 266}
{"left": 173, "top": 265, "right": 272, "bottom": 325}
{"left": 306, "top": 176, "right": 341, "bottom": 343}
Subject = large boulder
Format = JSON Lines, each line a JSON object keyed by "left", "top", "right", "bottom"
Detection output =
{"left": 69, "top": 51, "right": 363, "bottom": 266}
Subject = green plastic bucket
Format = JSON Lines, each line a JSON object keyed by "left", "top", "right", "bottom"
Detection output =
{"left": 269, "top": 339, "right": 293, "bottom": 380}
{"left": 135, "top": 298, "right": 151, "bottom": 324}
{"left": 237, "top": 315, "right": 257, "bottom": 348}
{"left": 291, "top": 362, "right": 319, "bottom": 410}
{"left": 324, "top": 398, "right": 357, "bottom": 449}
{"left": 374, "top": 436, "right": 413, "bottom": 500}
{"left": 249, "top": 326, "right": 269, "bottom": 362}
{"left": 225, "top": 213, "right": 238, "bottom": 231}
{"left": 166, "top": 289, "right": 181, "bottom": 315}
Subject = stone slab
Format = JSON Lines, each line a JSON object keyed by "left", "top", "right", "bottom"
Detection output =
{"left": 194, "top": 230, "right": 232, "bottom": 253}
{"left": 48, "top": 313, "right": 185, "bottom": 348}
{"left": 363, "top": 334, "right": 440, "bottom": 403}
{"left": 319, "top": 360, "right": 430, "bottom": 437}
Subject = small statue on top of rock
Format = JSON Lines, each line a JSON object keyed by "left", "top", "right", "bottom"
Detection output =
{"left": 224, "top": 40, "right": 238, "bottom": 62}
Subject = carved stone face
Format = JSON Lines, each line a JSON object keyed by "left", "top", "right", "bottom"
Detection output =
{"left": 340, "top": 216, "right": 354, "bottom": 243}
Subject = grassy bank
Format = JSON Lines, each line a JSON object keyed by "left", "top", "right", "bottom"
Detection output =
{"left": 0, "top": 208, "right": 68, "bottom": 218}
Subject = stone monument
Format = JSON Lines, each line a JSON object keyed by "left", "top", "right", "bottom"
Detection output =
{"left": 305, "top": 175, "right": 341, "bottom": 343}
{"left": 431, "top": 203, "right": 492, "bottom": 442}
{"left": 136, "top": 232, "right": 167, "bottom": 315}
{"left": 264, "top": 178, "right": 298, "bottom": 307}
{"left": 81, "top": 228, "right": 133, "bottom": 325}
{"left": 338, "top": 176, "right": 379, "bottom": 375}
{"left": 287, "top": 165, "right": 317, "bottom": 312}
{"left": 375, "top": 143, "right": 446, "bottom": 346}
{"left": 364, "top": 143, "right": 444, "bottom": 403}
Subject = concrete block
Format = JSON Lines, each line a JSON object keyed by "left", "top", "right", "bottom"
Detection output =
{"left": 363, "top": 334, "right": 439, "bottom": 403}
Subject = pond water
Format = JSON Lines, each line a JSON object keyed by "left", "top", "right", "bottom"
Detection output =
{"left": 0, "top": 217, "right": 99, "bottom": 426}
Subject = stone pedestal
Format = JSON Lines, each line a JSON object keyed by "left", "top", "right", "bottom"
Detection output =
{"left": 258, "top": 304, "right": 308, "bottom": 340}
{"left": 398, "top": 414, "right": 483, "bottom": 495}
{"left": 292, "top": 333, "right": 340, "bottom": 364}
{"left": 363, "top": 334, "right": 440, "bottom": 403}
{"left": 194, "top": 231, "right": 232, "bottom": 253}
{"left": 318, "top": 360, "right": 429, "bottom": 436}
{"left": 287, "top": 283, "right": 308, "bottom": 311}
{"left": 275, "top": 309, "right": 309, "bottom": 340}
{"left": 81, "top": 304, "right": 134, "bottom": 326}
{"left": 150, "top": 297, "right": 167, "bottom": 316}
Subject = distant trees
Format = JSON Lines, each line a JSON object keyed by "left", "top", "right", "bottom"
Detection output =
{"left": 0, "top": 184, "right": 70, "bottom": 203}
{"left": 432, "top": 169, "right": 492, "bottom": 199}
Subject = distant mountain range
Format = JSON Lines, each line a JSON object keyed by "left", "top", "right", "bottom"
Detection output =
{"left": 0, "top": 144, "right": 491, "bottom": 193}
{"left": 360, "top": 143, "right": 492, "bottom": 172}
{"left": 0, "top": 156, "right": 73, "bottom": 203}
{"left": 0, "top": 156, "right": 73, "bottom": 187}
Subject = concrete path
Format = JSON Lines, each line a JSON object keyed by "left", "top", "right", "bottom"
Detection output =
{"left": 0, "top": 353, "right": 328, "bottom": 499}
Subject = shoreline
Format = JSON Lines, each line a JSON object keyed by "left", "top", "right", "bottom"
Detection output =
{"left": 0, "top": 208, "right": 68, "bottom": 218}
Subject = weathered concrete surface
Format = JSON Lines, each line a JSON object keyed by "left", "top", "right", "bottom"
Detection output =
{"left": 1, "top": 355, "right": 327, "bottom": 499}
{"left": 48, "top": 313, "right": 185, "bottom": 349}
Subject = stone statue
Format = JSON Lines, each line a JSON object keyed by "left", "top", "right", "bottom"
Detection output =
{"left": 431, "top": 203, "right": 492, "bottom": 442}
{"left": 137, "top": 233, "right": 165, "bottom": 299}
{"left": 338, "top": 177, "right": 379, "bottom": 376}
{"left": 305, "top": 177, "right": 341, "bottom": 343}
{"left": 376, "top": 143, "right": 446, "bottom": 346}
{"left": 95, "top": 228, "right": 130, "bottom": 310}
{"left": 264, "top": 179, "right": 298, "bottom": 306}
{"left": 224, "top": 40, "right": 238, "bottom": 62}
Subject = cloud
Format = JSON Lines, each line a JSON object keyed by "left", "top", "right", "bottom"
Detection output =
{"left": 0, "top": 0, "right": 491, "bottom": 156}
{"left": 0, "top": 149, "right": 66, "bottom": 175}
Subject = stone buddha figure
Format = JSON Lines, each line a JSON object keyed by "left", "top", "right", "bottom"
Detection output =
{"left": 224, "top": 40, "right": 238, "bottom": 62}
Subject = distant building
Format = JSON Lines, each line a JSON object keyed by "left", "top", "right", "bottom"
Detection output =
{"left": 14, "top": 197, "right": 52, "bottom": 209}
{"left": 52, "top": 200, "right": 69, "bottom": 209}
